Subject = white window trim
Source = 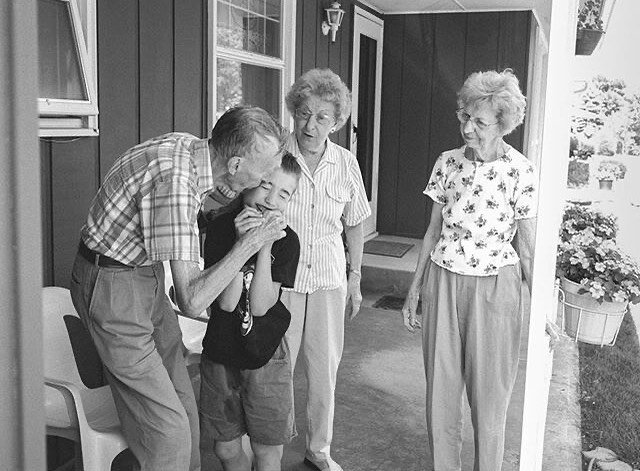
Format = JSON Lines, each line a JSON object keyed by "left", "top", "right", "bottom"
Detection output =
{"left": 39, "top": 0, "right": 98, "bottom": 137}
{"left": 208, "top": 0, "right": 296, "bottom": 130}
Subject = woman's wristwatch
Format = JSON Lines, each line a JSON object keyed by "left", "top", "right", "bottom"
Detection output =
{"left": 349, "top": 268, "right": 362, "bottom": 277}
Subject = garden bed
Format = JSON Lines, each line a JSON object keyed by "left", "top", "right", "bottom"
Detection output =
{"left": 579, "top": 312, "right": 640, "bottom": 469}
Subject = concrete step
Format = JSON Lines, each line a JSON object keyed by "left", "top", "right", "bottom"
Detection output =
{"left": 360, "top": 235, "right": 421, "bottom": 296}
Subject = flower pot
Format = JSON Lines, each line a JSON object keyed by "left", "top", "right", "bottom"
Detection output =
{"left": 575, "top": 28, "right": 604, "bottom": 55}
{"left": 560, "top": 277, "right": 628, "bottom": 346}
{"left": 598, "top": 179, "right": 613, "bottom": 190}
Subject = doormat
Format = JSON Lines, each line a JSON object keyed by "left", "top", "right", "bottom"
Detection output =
{"left": 363, "top": 240, "right": 413, "bottom": 258}
{"left": 372, "top": 295, "right": 421, "bottom": 314}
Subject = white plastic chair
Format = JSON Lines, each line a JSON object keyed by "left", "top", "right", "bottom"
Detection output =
{"left": 163, "top": 260, "right": 209, "bottom": 366}
{"left": 43, "top": 286, "right": 128, "bottom": 471}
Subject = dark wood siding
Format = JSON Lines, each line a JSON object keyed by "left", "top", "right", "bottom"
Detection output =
{"left": 378, "top": 11, "right": 531, "bottom": 237}
{"left": 40, "top": 0, "right": 207, "bottom": 287}
{"left": 50, "top": 138, "right": 100, "bottom": 285}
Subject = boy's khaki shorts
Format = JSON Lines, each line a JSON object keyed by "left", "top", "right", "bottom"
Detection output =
{"left": 199, "top": 341, "right": 296, "bottom": 447}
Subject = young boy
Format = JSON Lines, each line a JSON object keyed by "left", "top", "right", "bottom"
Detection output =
{"left": 200, "top": 152, "right": 302, "bottom": 471}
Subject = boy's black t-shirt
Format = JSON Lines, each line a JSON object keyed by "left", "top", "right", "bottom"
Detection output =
{"left": 202, "top": 207, "right": 300, "bottom": 370}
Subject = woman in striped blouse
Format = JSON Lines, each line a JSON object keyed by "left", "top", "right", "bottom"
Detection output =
{"left": 280, "top": 68, "right": 371, "bottom": 471}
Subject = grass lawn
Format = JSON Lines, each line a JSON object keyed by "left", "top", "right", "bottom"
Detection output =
{"left": 579, "top": 312, "right": 640, "bottom": 469}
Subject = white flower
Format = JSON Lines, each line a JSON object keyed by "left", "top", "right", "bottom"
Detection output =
{"left": 595, "top": 262, "right": 606, "bottom": 272}
{"left": 612, "top": 291, "right": 628, "bottom": 303}
{"left": 589, "top": 282, "right": 605, "bottom": 299}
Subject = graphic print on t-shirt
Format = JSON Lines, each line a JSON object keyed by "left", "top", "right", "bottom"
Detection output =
{"left": 240, "top": 262, "right": 255, "bottom": 336}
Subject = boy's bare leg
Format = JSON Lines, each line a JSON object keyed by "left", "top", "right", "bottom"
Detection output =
{"left": 215, "top": 438, "right": 250, "bottom": 471}
{"left": 251, "top": 441, "right": 283, "bottom": 471}
{"left": 241, "top": 434, "right": 255, "bottom": 466}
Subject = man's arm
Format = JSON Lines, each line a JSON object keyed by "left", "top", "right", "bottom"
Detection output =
{"left": 171, "top": 215, "right": 285, "bottom": 317}
{"left": 216, "top": 272, "right": 243, "bottom": 312}
{"left": 343, "top": 221, "right": 364, "bottom": 320}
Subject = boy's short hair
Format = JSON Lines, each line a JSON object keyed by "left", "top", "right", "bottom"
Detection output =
{"left": 280, "top": 151, "right": 302, "bottom": 178}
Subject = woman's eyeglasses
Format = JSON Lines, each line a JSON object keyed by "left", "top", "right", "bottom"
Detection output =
{"left": 456, "top": 109, "right": 498, "bottom": 130}
{"left": 295, "top": 108, "right": 334, "bottom": 126}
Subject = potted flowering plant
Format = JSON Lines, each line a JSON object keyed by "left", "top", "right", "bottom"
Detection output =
{"left": 556, "top": 205, "right": 640, "bottom": 345}
{"left": 595, "top": 160, "right": 626, "bottom": 189}
{"left": 559, "top": 204, "right": 617, "bottom": 243}
{"left": 576, "top": 0, "right": 605, "bottom": 55}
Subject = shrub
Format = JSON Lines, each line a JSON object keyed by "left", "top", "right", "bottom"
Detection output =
{"left": 598, "top": 139, "right": 615, "bottom": 156}
{"left": 570, "top": 136, "right": 579, "bottom": 157}
{"left": 567, "top": 160, "right": 590, "bottom": 188}
{"left": 576, "top": 143, "right": 595, "bottom": 161}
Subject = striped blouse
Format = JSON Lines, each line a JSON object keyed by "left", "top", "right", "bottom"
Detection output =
{"left": 81, "top": 133, "right": 214, "bottom": 266}
{"left": 285, "top": 133, "right": 371, "bottom": 293}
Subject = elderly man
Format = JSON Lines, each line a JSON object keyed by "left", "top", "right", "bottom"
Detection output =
{"left": 69, "top": 106, "right": 286, "bottom": 471}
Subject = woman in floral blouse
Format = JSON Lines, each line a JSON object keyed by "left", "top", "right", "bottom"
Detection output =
{"left": 402, "top": 69, "right": 552, "bottom": 471}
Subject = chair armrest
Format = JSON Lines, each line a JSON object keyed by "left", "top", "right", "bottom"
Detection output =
{"left": 45, "top": 377, "right": 89, "bottom": 430}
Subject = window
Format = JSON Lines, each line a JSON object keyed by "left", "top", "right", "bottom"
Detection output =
{"left": 38, "top": 0, "right": 98, "bottom": 136}
{"left": 212, "top": 0, "right": 295, "bottom": 126}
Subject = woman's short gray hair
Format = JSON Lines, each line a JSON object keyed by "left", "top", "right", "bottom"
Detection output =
{"left": 457, "top": 69, "right": 526, "bottom": 135}
{"left": 285, "top": 68, "right": 352, "bottom": 131}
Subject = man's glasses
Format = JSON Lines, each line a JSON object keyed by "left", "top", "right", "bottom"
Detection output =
{"left": 294, "top": 108, "right": 334, "bottom": 126}
{"left": 456, "top": 109, "right": 498, "bottom": 130}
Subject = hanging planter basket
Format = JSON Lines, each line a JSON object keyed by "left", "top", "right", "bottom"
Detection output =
{"left": 575, "top": 28, "right": 604, "bottom": 55}
{"left": 558, "top": 277, "right": 628, "bottom": 346}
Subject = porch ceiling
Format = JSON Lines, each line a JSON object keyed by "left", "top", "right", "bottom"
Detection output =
{"left": 361, "top": 0, "right": 551, "bottom": 42}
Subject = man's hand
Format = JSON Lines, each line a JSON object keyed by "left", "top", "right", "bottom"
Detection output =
{"left": 346, "top": 272, "right": 363, "bottom": 320}
{"left": 545, "top": 319, "right": 566, "bottom": 350}
{"left": 234, "top": 206, "right": 264, "bottom": 237}
{"left": 239, "top": 210, "right": 286, "bottom": 252}
{"left": 402, "top": 287, "right": 421, "bottom": 333}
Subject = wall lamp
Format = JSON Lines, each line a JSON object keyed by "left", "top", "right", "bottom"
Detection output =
{"left": 321, "top": 2, "right": 345, "bottom": 42}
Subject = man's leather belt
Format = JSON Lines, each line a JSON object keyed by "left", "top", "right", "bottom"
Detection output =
{"left": 78, "top": 241, "right": 131, "bottom": 268}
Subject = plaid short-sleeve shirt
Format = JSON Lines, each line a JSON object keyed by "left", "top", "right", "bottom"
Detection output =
{"left": 424, "top": 145, "right": 538, "bottom": 276}
{"left": 81, "top": 133, "right": 215, "bottom": 266}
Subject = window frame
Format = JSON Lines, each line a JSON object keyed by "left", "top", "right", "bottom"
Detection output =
{"left": 209, "top": 0, "right": 296, "bottom": 130}
{"left": 38, "top": 0, "right": 98, "bottom": 137}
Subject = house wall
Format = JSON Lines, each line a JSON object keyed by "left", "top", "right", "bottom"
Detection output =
{"left": 40, "top": 0, "right": 207, "bottom": 287}
{"left": 40, "top": 0, "right": 384, "bottom": 287}
{"left": 39, "top": 3, "right": 529, "bottom": 277}
{"left": 378, "top": 11, "right": 532, "bottom": 238}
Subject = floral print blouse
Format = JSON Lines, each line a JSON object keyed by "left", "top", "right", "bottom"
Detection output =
{"left": 424, "top": 145, "right": 538, "bottom": 276}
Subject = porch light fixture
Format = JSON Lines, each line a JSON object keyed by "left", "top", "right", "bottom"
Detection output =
{"left": 321, "top": 2, "right": 345, "bottom": 42}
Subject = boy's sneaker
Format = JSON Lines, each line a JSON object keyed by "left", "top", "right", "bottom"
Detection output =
{"left": 240, "top": 310, "right": 253, "bottom": 336}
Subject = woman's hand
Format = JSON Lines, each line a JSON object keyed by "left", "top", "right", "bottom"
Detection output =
{"left": 402, "top": 287, "right": 421, "bottom": 333}
{"left": 545, "top": 319, "right": 565, "bottom": 350}
{"left": 346, "top": 271, "right": 363, "bottom": 320}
